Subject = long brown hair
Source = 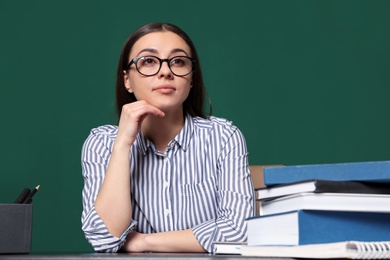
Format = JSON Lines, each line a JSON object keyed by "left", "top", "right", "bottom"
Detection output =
{"left": 115, "top": 23, "right": 208, "bottom": 118}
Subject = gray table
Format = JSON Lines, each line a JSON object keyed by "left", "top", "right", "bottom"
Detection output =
{"left": 0, "top": 253, "right": 291, "bottom": 260}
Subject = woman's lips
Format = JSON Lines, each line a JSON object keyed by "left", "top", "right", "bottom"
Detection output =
{"left": 153, "top": 85, "right": 176, "bottom": 94}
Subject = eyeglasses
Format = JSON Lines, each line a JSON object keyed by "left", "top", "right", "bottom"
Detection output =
{"left": 126, "top": 55, "right": 195, "bottom": 77}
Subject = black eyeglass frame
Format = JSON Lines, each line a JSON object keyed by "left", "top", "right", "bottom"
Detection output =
{"left": 125, "top": 55, "right": 196, "bottom": 77}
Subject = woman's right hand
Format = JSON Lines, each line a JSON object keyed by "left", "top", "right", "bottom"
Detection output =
{"left": 115, "top": 100, "right": 165, "bottom": 147}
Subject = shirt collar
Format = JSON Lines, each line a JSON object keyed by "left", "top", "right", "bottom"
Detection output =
{"left": 135, "top": 113, "right": 194, "bottom": 155}
{"left": 135, "top": 131, "right": 150, "bottom": 156}
{"left": 174, "top": 113, "right": 193, "bottom": 152}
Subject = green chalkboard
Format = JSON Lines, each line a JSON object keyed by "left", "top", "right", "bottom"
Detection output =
{"left": 0, "top": 0, "right": 389, "bottom": 253}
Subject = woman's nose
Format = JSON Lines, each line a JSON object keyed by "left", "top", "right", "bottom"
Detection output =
{"left": 158, "top": 60, "right": 173, "bottom": 79}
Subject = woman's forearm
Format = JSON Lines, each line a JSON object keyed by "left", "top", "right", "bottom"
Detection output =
{"left": 93, "top": 102, "right": 165, "bottom": 238}
{"left": 124, "top": 229, "right": 206, "bottom": 253}
{"left": 94, "top": 141, "right": 133, "bottom": 237}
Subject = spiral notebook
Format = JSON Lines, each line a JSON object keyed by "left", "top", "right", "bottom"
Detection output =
{"left": 240, "top": 241, "right": 390, "bottom": 259}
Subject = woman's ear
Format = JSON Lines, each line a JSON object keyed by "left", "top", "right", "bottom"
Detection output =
{"left": 123, "top": 70, "right": 133, "bottom": 93}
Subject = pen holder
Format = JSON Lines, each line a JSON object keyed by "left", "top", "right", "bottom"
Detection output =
{"left": 0, "top": 204, "right": 32, "bottom": 254}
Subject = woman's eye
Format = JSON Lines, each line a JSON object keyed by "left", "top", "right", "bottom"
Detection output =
{"left": 141, "top": 57, "right": 157, "bottom": 66}
{"left": 171, "top": 57, "right": 186, "bottom": 66}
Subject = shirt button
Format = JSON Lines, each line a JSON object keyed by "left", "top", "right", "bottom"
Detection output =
{"left": 164, "top": 209, "right": 171, "bottom": 216}
{"left": 163, "top": 181, "right": 169, "bottom": 188}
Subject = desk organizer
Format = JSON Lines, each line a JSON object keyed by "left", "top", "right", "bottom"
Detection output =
{"left": 0, "top": 204, "right": 32, "bottom": 254}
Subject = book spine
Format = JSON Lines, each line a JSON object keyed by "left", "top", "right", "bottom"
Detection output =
{"left": 297, "top": 211, "right": 390, "bottom": 245}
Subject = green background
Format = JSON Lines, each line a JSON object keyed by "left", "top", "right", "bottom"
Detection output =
{"left": 0, "top": 0, "right": 389, "bottom": 253}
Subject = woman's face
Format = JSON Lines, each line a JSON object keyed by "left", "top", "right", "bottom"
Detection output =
{"left": 124, "top": 31, "right": 193, "bottom": 114}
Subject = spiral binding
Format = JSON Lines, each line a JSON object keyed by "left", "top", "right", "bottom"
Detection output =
{"left": 351, "top": 241, "right": 390, "bottom": 259}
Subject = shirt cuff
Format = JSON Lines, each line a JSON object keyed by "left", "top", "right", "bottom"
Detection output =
{"left": 82, "top": 206, "right": 138, "bottom": 252}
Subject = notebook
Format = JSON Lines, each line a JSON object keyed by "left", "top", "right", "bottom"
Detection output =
{"left": 240, "top": 241, "right": 390, "bottom": 259}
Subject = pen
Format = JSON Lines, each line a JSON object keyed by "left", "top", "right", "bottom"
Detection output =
{"left": 23, "top": 185, "right": 40, "bottom": 204}
{"left": 14, "top": 188, "right": 31, "bottom": 204}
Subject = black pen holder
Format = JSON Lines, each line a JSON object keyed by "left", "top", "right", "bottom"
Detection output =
{"left": 0, "top": 204, "right": 32, "bottom": 254}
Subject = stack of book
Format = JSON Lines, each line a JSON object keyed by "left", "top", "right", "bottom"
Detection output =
{"left": 241, "top": 160, "right": 390, "bottom": 258}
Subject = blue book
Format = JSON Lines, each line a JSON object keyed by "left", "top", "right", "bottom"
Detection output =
{"left": 264, "top": 161, "right": 390, "bottom": 186}
{"left": 246, "top": 210, "right": 390, "bottom": 246}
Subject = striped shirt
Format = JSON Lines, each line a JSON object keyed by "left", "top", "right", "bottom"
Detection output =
{"left": 81, "top": 113, "right": 254, "bottom": 253}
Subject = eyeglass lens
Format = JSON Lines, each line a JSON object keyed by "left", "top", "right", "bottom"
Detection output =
{"left": 135, "top": 56, "right": 193, "bottom": 76}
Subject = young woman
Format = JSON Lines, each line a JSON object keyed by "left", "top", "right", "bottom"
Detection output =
{"left": 81, "top": 22, "right": 254, "bottom": 253}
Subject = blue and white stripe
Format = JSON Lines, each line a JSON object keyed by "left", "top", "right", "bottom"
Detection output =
{"left": 81, "top": 113, "right": 254, "bottom": 253}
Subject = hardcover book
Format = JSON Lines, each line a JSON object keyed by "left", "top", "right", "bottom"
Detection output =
{"left": 263, "top": 161, "right": 390, "bottom": 186}
{"left": 259, "top": 192, "right": 390, "bottom": 216}
{"left": 256, "top": 179, "right": 390, "bottom": 201}
{"left": 246, "top": 210, "right": 390, "bottom": 246}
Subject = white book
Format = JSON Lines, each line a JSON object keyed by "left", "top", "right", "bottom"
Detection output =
{"left": 259, "top": 192, "right": 390, "bottom": 216}
{"left": 213, "top": 242, "right": 245, "bottom": 254}
{"left": 256, "top": 179, "right": 390, "bottom": 201}
{"left": 240, "top": 241, "right": 390, "bottom": 259}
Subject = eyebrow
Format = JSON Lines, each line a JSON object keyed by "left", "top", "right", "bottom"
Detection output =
{"left": 136, "top": 48, "right": 189, "bottom": 57}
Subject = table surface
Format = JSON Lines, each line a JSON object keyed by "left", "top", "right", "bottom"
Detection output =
{"left": 0, "top": 253, "right": 291, "bottom": 260}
